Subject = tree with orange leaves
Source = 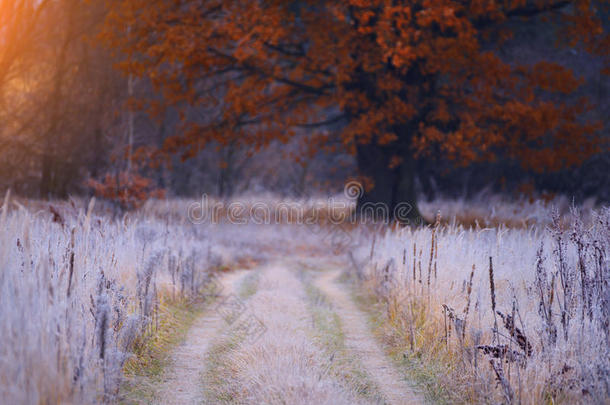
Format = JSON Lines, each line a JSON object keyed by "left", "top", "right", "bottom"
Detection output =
{"left": 102, "top": 0, "right": 607, "bottom": 222}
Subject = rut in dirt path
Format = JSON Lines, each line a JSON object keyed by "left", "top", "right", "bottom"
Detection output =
{"left": 202, "top": 261, "right": 365, "bottom": 405}
{"left": 154, "top": 269, "right": 248, "bottom": 405}
{"left": 315, "top": 269, "right": 423, "bottom": 405}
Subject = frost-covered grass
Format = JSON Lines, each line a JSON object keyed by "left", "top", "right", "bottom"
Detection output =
{"left": 351, "top": 206, "right": 609, "bottom": 404}
{"left": 0, "top": 196, "right": 228, "bottom": 403}
{"left": 0, "top": 194, "right": 311, "bottom": 403}
{"left": 419, "top": 192, "right": 599, "bottom": 228}
{"left": 2, "top": 191, "right": 606, "bottom": 404}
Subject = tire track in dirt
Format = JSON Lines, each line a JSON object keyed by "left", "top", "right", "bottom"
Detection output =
{"left": 201, "top": 260, "right": 363, "bottom": 405}
{"left": 154, "top": 269, "right": 248, "bottom": 405}
{"left": 315, "top": 268, "right": 423, "bottom": 405}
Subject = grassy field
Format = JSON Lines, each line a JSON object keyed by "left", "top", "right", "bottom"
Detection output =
{"left": 350, "top": 207, "right": 609, "bottom": 404}
{"left": 0, "top": 192, "right": 607, "bottom": 404}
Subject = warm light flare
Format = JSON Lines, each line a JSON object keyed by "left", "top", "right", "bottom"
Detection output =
{"left": 0, "top": 0, "right": 50, "bottom": 93}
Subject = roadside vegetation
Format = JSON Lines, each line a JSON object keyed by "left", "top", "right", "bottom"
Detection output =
{"left": 0, "top": 194, "right": 273, "bottom": 403}
{"left": 1, "top": 192, "right": 606, "bottom": 404}
{"left": 120, "top": 300, "right": 202, "bottom": 403}
{"left": 349, "top": 207, "right": 609, "bottom": 404}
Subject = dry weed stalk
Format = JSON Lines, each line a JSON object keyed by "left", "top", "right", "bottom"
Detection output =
{"left": 462, "top": 264, "right": 475, "bottom": 341}
{"left": 412, "top": 242, "right": 416, "bottom": 289}
{"left": 488, "top": 256, "right": 499, "bottom": 343}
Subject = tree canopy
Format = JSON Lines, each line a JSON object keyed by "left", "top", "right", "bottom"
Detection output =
{"left": 102, "top": 0, "right": 608, "bottom": 220}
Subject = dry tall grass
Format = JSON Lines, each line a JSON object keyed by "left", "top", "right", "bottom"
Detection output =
{"left": 0, "top": 195, "right": 274, "bottom": 403}
{"left": 2, "top": 192, "right": 606, "bottom": 404}
{"left": 351, "top": 206, "right": 609, "bottom": 404}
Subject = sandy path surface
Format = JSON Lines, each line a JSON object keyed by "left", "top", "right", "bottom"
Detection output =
{"left": 154, "top": 269, "right": 248, "bottom": 405}
{"left": 315, "top": 268, "right": 423, "bottom": 405}
{"left": 153, "top": 259, "right": 421, "bottom": 405}
{"left": 201, "top": 261, "right": 362, "bottom": 405}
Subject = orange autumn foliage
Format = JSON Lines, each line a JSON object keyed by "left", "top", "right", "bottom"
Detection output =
{"left": 88, "top": 171, "right": 165, "bottom": 211}
{"left": 101, "top": 0, "right": 607, "bottom": 173}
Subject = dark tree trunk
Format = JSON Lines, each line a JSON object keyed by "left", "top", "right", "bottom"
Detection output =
{"left": 91, "top": 127, "right": 103, "bottom": 178}
{"left": 355, "top": 143, "right": 425, "bottom": 225}
{"left": 40, "top": 150, "right": 54, "bottom": 198}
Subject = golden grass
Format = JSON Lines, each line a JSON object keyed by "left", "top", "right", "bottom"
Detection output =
{"left": 351, "top": 280, "right": 475, "bottom": 404}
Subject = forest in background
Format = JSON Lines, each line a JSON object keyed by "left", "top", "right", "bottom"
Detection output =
{"left": 0, "top": 0, "right": 608, "bottom": 204}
